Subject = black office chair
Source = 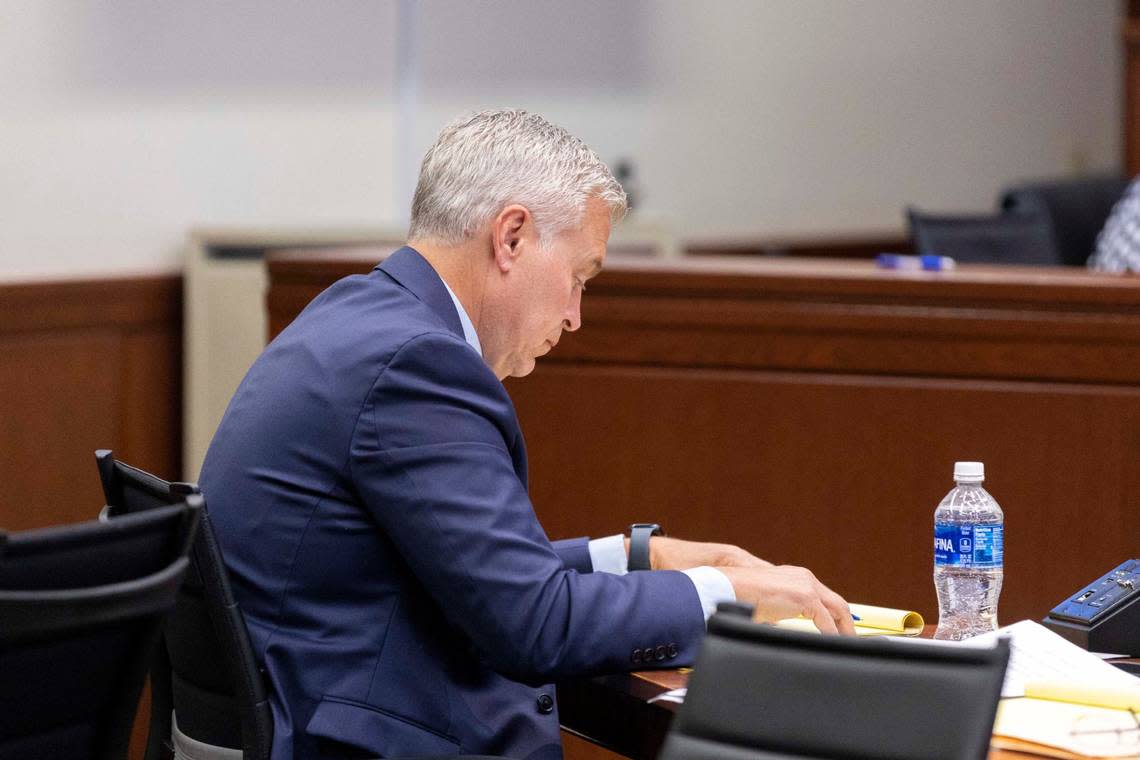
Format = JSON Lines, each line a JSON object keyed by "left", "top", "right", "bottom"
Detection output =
{"left": 1000, "top": 174, "right": 1130, "bottom": 267}
{"left": 659, "top": 606, "right": 1010, "bottom": 760}
{"left": 0, "top": 500, "right": 199, "bottom": 760}
{"left": 96, "top": 450, "right": 272, "bottom": 760}
{"left": 907, "top": 206, "right": 1059, "bottom": 265}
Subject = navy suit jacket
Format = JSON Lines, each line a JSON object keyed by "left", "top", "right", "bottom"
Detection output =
{"left": 200, "top": 247, "right": 705, "bottom": 759}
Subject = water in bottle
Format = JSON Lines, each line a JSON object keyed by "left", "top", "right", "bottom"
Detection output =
{"left": 933, "top": 461, "right": 1004, "bottom": 640}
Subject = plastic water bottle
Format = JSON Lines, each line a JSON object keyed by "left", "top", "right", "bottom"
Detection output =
{"left": 933, "top": 461, "right": 1004, "bottom": 640}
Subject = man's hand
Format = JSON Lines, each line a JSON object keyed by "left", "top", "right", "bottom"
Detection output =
{"left": 624, "top": 536, "right": 773, "bottom": 571}
{"left": 620, "top": 536, "right": 852, "bottom": 635}
{"left": 719, "top": 564, "right": 856, "bottom": 636}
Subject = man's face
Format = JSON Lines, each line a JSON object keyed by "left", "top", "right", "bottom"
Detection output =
{"left": 487, "top": 198, "right": 610, "bottom": 379}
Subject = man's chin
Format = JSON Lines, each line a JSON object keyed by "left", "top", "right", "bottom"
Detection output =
{"left": 508, "top": 357, "right": 538, "bottom": 379}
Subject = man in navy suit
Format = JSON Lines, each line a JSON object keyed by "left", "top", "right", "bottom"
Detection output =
{"left": 200, "top": 110, "right": 853, "bottom": 760}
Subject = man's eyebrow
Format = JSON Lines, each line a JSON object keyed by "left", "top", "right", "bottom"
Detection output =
{"left": 585, "top": 257, "right": 604, "bottom": 277}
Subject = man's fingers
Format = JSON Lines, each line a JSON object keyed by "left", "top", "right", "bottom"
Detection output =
{"left": 819, "top": 585, "right": 856, "bottom": 635}
{"left": 810, "top": 601, "right": 839, "bottom": 634}
{"left": 722, "top": 565, "right": 854, "bottom": 635}
{"left": 833, "top": 606, "right": 856, "bottom": 636}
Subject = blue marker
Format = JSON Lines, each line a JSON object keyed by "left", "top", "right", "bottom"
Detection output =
{"left": 875, "top": 253, "right": 956, "bottom": 272}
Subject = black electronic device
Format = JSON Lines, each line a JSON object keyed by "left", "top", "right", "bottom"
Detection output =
{"left": 1042, "top": 559, "right": 1140, "bottom": 656}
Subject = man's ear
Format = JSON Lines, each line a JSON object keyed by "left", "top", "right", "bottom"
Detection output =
{"left": 491, "top": 204, "right": 531, "bottom": 273}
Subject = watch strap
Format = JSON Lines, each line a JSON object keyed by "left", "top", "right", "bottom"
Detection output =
{"left": 628, "top": 523, "right": 663, "bottom": 571}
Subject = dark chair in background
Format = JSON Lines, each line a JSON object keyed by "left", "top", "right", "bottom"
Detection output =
{"left": 1000, "top": 174, "right": 1130, "bottom": 267}
{"left": 907, "top": 207, "right": 1059, "bottom": 265}
{"left": 97, "top": 450, "right": 272, "bottom": 760}
{"left": 659, "top": 606, "right": 1010, "bottom": 760}
{"left": 907, "top": 174, "right": 1129, "bottom": 267}
{"left": 0, "top": 501, "right": 199, "bottom": 760}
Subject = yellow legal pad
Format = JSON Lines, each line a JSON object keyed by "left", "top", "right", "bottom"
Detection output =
{"left": 776, "top": 603, "right": 925, "bottom": 636}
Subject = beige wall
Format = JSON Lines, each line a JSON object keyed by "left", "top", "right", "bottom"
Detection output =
{"left": 0, "top": 0, "right": 1122, "bottom": 279}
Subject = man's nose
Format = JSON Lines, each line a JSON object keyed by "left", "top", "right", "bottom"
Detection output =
{"left": 562, "top": 290, "right": 583, "bottom": 332}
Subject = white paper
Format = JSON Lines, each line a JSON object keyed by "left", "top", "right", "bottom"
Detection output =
{"left": 966, "top": 619, "right": 1140, "bottom": 698}
{"left": 648, "top": 687, "right": 687, "bottom": 704}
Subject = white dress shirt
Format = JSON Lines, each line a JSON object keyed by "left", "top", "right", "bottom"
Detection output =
{"left": 1089, "top": 177, "right": 1140, "bottom": 272}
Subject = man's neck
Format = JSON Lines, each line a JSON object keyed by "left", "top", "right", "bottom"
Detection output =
{"left": 409, "top": 238, "right": 491, "bottom": 329}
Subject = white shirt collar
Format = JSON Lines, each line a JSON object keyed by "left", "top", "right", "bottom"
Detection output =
{"left": 439, "top": 278, "right": 483, "bottom": 357}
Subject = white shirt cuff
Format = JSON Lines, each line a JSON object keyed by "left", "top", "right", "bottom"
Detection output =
{"left": 589, "top": 537, "right": 735, "bottom": 623}
{"left": 681, "top": 566, "right": 736, "bottom": 621}
{"left": 587, "top": 533, "right": 629, "bottom": 575}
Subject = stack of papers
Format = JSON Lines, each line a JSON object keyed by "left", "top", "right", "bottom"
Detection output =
{"left": 963, "top": 620, "right": 1140, "bottom": 759}
{"left": 963, "top": 619, "right": 1139, "bottom": 700}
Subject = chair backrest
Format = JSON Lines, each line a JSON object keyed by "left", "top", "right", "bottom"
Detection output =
{"left": 907, "top": 207, "right": 1060, "bottom": 266}
{"left": 659, "top": 609, "right": 1010, "bottom": 760}
{"left": 1000, "top": 174, "right": 1130, "bottom": 267}
{"left": 96, "top": 450, "right": 272, "bottom": 760}
{"left": 0, "top": 501, "right": 199, "bottom": 760}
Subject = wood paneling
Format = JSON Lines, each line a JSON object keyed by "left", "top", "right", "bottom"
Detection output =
{"left": 512, "top": 366, "right": 1140, "bottom": 625}
{"left": 267, "top": 253, "right": 1140, "bottom": 632}
{"left": 0, "top": 275, "right": 183, "bottom": 531}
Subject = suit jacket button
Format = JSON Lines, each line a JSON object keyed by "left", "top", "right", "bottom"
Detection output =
{"left": 655, "top": 645, "right": 667, "bottom": 661}
{"left": 536, "top": 693, "right": 555, "bottom": 714}
{"left": 631, "top": 648, "right": 642, "bottom": 664}
{"left": 667, "top": 643, "right": 679, "bottom": 659}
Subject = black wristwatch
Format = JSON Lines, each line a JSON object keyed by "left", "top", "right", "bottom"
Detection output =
{"left": 628, "top": 523, "right": 664, "bottom": 571}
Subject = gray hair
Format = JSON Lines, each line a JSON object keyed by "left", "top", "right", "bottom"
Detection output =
{"left": 408, "top": 109, "right": 627, "bottom": 248}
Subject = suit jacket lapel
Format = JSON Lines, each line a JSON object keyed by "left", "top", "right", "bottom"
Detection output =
{"left": 377, "top": 246, "right": 465, "bottom": 341}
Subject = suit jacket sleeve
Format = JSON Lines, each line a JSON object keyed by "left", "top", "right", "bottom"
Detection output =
{"left": 348, "top": 332, "right": 705, "bottom": 683}
{"left": 551, "top": 537, "right": 592, "bottom": 573}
